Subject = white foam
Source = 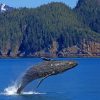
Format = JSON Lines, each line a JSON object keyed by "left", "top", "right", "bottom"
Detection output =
{"left": 22, "top": 91, "right": 46, "bottom": 95}
{"left": 0, "top": 85, "right": 46, "bottom": 96}
{"left": 3, "top": 85, "right": 18, "bottom": 96}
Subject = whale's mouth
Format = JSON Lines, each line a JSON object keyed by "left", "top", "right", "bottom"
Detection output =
{"left": 0, "top": 85, "right": 46, "bottom": 96}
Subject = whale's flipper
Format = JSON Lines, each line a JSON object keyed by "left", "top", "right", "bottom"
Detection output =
{"left": 41, "top": 57, "right": 52, "bottom": 61}
{"left": 36, "top": 75, "right": 51, "bottom": 88}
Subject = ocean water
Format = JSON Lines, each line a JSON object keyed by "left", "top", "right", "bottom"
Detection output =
{"left": 0, "top": 58, "right": 100, "bottom": 100}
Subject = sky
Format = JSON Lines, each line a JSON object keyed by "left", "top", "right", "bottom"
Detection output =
{"left": 0, "top": 0, "right": 78, "bottom": 8}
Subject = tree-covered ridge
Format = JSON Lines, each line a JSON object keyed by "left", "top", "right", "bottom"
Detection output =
{"left": 0, "top": 2, "right": 100, "bottom": 57}
{"left": 75, "top": 0, "right": 100, "bottom": 33}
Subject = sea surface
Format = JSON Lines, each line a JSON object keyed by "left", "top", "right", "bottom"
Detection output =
{"left": 0, "top": 58, "right": 100, "bottom": 100}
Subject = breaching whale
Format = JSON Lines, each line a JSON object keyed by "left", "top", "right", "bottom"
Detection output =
{"left": 17, "top": 58, "right": 78, "bottom": 94}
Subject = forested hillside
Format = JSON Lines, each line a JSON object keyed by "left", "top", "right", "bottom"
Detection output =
{"left": 75, "top": 0, "right": 100, "bottom": 33}
{"left": 0, "top": 1, "right": 100, "bottom": 57}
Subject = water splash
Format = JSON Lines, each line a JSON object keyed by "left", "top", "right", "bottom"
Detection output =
{"left": 1, "top": 85, "right": 18, "bottom": 96}
{"left": 0, "top": 84, "right": 46, "bottom": 96}
{"left": 4, "top": 84, "right": 19, "bottom": 96}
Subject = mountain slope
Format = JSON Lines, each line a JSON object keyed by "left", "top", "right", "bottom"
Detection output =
{"left": 75, "top": 0, "right": 100, "bottom": 33}
{"left": 0, "top": 2, "right": 100, "bottom": 57}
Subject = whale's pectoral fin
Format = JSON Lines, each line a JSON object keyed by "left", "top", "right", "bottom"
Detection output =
{"left": 36, "top": 75, "right": 51, "bottom": 88}
{"left": 41, "top": 57, "right": 52, "bottom": 61}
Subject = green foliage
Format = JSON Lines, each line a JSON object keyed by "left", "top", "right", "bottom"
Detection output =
{"left": 75, "top": 0, "right": 100, "bottom": 33}
{"left": 0, "top": 2, "right": 100, "bottom": 56}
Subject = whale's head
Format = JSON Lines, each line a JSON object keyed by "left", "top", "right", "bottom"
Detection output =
{"left": 51, "top": 60, "right": 78, "bottom": 75}
{"left": 66, "top": 61, "right": 78, "bottom": 69}
{"left": 62, "top": 61, "right": 78, "bottom": 71}
{"left": 55, "top": 61, "right": 78, "bottom": 73}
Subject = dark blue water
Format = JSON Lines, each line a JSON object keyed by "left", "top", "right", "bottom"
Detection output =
{"left": 0, "top": 58, "right": 100, "bottom": 100}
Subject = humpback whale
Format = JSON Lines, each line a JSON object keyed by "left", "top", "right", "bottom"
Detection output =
{"left": 17, "top": 58, "right": 78, "bottom": 94}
